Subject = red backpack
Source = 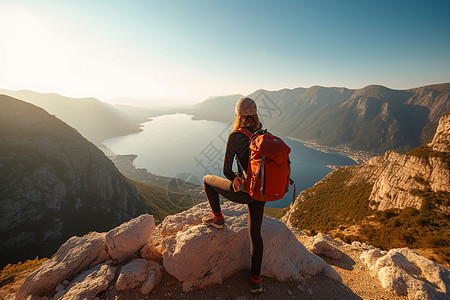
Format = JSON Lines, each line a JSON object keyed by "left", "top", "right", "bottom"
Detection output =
{"left": 234, "top": 128, "right": 295, "bottom": 202}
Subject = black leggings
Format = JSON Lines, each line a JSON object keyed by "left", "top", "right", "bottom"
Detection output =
{"left": 203, "top": 175, "right": 265, "bottom": 275}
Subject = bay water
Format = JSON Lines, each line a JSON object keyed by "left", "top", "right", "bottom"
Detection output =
{"left": 103, "top": 113, "right": 356, "bottom": 208}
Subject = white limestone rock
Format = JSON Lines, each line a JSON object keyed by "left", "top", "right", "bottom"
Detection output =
{"left": 323, "top": 264, "right": 342, "bottom": 283}
{"left": 351, "top": 241, "right": 374, "bottom": 250}
{"left": 430, "top": 112, "right": 450, "bottom": 153}
{"left": 116, "top": 258, "right": 149, "bottom": 291}
{"left": 141, "top": 261, "right": 164, "bottom": 294}
{"left": 16, "top": 232, "right": 108, "bottom": 300}
{"left": 105, "top": 214, "right": 155, "bottom": 262}
{"left": 58, "top": 262, "right": 117, "bottom": 300}
{"left": 360, "top": 249, "right": 384, "bottom": 270}
{"left": 373, "top": 248, "right": 450, "bottom": 299}
{"left": 378, "top": 266, "right": 435, "bottom": 299}
{"left": 311, "top": 236, "right": 343, "bottom": 259}
{"left": 140, "top": 243, "right": 161, "bottom": 261}
{"left": 156, "top": 202, "right": 338, "bottom": 292}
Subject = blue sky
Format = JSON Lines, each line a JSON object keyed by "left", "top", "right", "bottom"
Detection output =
{"left": 1, "top": 0, "right": 449, "bottom": 104}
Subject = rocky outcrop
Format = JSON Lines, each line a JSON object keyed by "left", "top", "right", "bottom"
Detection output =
{"left": 16, "top": 232, "right": 108, "bottom": 299}
{"left": 14, "top": 205, "right": 450, "bottom": 300}
{"left": 16, "top": 202, "right": 343, "bottom": 299}
{"left": 140, "top": 261, "right": 164, "bottom": 294}
{"left": 57, "top": 262, "right": 117, "bottom": 300}
{"left": 311, "top": 235, "right": 343, "bottom": 260}
{"left": 360, "top": 248, "right": 450, "bottom": 299}
{"left": 16, "top": 214, "right": 155, "bottom": 300}
{"left": 367, "top": 149, "right": 449, "bottom": 210}
{"left": 368, "top": 112, "right": 449, "bottom": 210}
{"left": 153, "top": 202, "right": 340, "bottom": 292}
{"left": 105, "top": 215, "right": 155, "bottom": 262}
{"left": 290, "top": 228, "right": 449, "bottom": 300}
{"left": 430, "top": 112, "right": 450, "bottom": 153}
{"left": 0, "top": 95, "right": 149, "bottom": 266}
{"left": 360, "top": 249, "right": 385, "bottom": 271}
{"left": 115, "top": 259, "right": 150, "bottom": 291}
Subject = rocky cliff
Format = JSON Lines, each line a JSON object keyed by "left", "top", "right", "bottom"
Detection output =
{"left": 281, "top": 113, "right": 449, "bottom": 261}
{"left": 0, "top": 95, "right": 149, "bottom": 267}
{"left": 367, "top": 112, "right": 449, "bottom": 210}
{"left": 283, "top": 112, "right": 449, "bottom": 218}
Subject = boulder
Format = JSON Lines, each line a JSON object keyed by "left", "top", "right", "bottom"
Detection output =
{"left": 323, "top": 264, "right": 342, "bottom": 283}
{"left": 140, "top": 243, "right": 162, "bottom": 260}
{"left": 156, "top": 202, "right": 339, "bottom": 292}
{"left": 105, "top": 214, "right": 155, "bottom": 262}
{"left": 141, "top": 261, "right": 164, "bottom": 294}
{"left": 373, "top": 248, "right": 450, "bottom": 299}
{"left": 16, "top": 232, "right": 108, "bottom": 299}
{"left": 116, "top": 258, "right": 149, "bottom": 291}
{"left": 58, "top": 262, "right": 117, "bottom": 300}
{"left": 360, "top": 249, "right": 384, "bottom": 270}
{"left": 311, "top": 236, "right": 342, "bottom": 259}
{"left": 378, "top": 266, "right": 436, "bottom": 299}
{"left": 351, "top": 241, "right": 374, "bottom": 250}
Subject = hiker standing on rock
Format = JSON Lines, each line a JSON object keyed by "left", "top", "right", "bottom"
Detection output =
{"left": 202, "top": 97, "right": 265, "bottom": 294}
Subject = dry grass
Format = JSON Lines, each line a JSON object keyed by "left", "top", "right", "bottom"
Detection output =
{"left": 0, "top": 257, "right": 48, "bottom": 289}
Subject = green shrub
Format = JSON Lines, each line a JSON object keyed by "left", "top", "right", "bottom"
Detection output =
{"left": 289, "top": 168, "right": 374, "bottom": 232}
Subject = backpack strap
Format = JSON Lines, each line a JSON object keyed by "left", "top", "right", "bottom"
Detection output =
{"left": 232, "top": 128, "right": 252, "bottom": 180}
{"left": 235, "top": 154, "right": 247, "bottom": 179}
{"left": 233, "top": 128, "right": 253, "bottom": 139}
{"left": 260, "top": 156, "right": 266, "bottom": 201}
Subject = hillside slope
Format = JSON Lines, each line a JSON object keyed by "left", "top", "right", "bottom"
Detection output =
{"left": 0, "top": 95, "right": 150, "bottom": 267}
{"left": 0, "top": 89, "right": 149, "bottom": 144}
{"left": 282, "top": 112, "right": 450, "bottom": 264}
{"left": 189, "top": 83, "right": 450, "bottom": 153}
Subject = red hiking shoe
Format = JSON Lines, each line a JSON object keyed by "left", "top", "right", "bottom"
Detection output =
{"left": 201, "top": 212, "right": 225, "bottom": 229}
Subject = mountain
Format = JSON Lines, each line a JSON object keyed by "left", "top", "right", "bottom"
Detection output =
{"left": 281, "top": 112, "right": 450, "bottom": 265}
{"left": 187, "top": 94, "right": 244, "bottom": 122}
{"left": 0, "top": 95, "right": 151, "bottom": 267}
{"left": 0, "top": 89, "right": 155, "bottom": 144}
{"left": 188, "top": 83, "right": 450, "bottom": 154}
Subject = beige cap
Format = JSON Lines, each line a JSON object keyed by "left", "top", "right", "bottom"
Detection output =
{"left": 235, "top": 97, "right": 257, "bottom": 116}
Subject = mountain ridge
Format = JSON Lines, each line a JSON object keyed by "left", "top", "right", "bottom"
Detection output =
{"left": 187, "top": 83, "right": 450, "bottom": 154}
{"left": 0, "top": 95, "right": 151, "bottom": 267}
{"left": 0, "top": 89, "right": 151, "bottom": 144}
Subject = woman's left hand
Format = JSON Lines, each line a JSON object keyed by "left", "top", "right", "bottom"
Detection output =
{"left": 232, "top": 177, "right": 245, "bottom": 192}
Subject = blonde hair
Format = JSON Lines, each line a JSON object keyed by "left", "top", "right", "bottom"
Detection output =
{"left": 233, "top": 114, "right": 262, "bottom": 131}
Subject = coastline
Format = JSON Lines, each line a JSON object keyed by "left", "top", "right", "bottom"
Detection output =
{"left": 287, "top": 137, "right": 376, "bottom": 165}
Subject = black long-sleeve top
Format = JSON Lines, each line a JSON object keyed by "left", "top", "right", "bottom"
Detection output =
{"left": 223, "top": 127, "right": 256, "bottom": 181}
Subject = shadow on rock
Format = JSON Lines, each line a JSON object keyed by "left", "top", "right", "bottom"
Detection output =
{"left": 321, "top": 252, "right": 356, "bottom": 271}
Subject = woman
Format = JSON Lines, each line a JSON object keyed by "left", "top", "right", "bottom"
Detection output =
{"left": 202, "top": 97, "right": 265, "bottom": 294}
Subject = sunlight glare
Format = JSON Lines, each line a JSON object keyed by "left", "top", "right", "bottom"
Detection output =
{"left": 0, "top": 6, "right": 171, "bottom": 99}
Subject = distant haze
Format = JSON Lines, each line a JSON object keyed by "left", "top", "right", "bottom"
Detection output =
{"left": 102, "top": 97, "right": 196, "bottom": 110}
{"left": 0, "top": 1, "right": 449, "bottom": 103}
